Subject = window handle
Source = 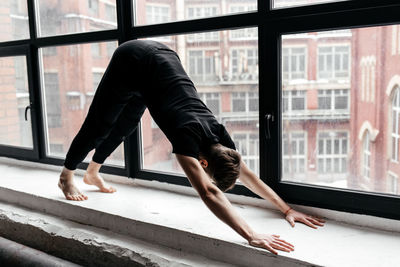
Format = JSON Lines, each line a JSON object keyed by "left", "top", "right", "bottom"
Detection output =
{"left": 264, "top": 113, "right": 274, "bottom": 140}
{"left": 24, "top": 104, "right": 31, "bottom": 121}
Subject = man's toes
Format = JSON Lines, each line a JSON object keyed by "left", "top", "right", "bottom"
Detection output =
{"left": 66, "top": 194, "right": 73, "bottom": 200}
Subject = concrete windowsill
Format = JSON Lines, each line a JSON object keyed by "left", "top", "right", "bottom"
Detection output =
{"left": 0, "top": 157, "right": 399, "bottom": 267}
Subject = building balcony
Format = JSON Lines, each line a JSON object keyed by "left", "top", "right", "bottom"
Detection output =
{"left": 283, "top": 109, "right": 350, "bottom": 121}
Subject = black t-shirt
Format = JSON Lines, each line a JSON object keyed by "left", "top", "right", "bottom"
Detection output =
{"left": 131, "top": 40, "right": 236, "bottom": 159}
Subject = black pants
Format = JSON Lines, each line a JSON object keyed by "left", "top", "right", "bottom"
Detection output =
{"left": 63, "top": 42, "right": 148, "bottom": 170}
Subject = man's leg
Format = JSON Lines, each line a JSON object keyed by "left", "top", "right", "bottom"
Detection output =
{"left": 82, "top": 95, "right": 147, "bottom": 193}
{"left": 59, "top": 45, "right": 139, "bottom": 201}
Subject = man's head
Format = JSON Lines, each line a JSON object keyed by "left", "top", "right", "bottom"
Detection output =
{"left": 199, "top": 144, "right": 241, "bottom": 192}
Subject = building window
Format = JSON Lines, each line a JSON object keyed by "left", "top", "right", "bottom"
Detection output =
{"left": 387, "top": 172, "right": 398, "bottom": 194}
{"left": 105, "top": 4, "right": 116, "bottom": 22}
{"left": 282, "top": 90, "right": 306, "bottom": 112}
{"left": 230, "top": 48, "right": 258, "bottom": 81}
{"left": 391, "top": 87, "right": 400, "bottom": 161}
{"left": 198, "top": 93, "right": 220, "bottom": 115}
{"left": 282, "top": 132, "right": 307, "bottom": 175}
{"left": 317, "top": 132, "right": 348, "bottom": 173}
{"left": 362, "top": 131, "right": 371, "bottom": 179}
{"left": 188, "top": 50, "right": 218, "bottom": 83}
{"left": 360, "top": 56, "right": 376, "bottom": 102}
{"left": 186, "top": 7, "right": 219, "bottom": 42}
{"left": 232, "top": 92, "right": 259, "bottom": 112}
{"left": 318, "top": 89, "right": 349, "bottom": 110}
{"left": 106, "top": 42, "right": 117, "bottom": 57}
{"left": 87, "top": 0, "right": 99, "bottom": 16}
{"left": 91, "top": 43, "right": 101, "bottom": 57}
{"left": 318, "top": 45, "right": 350, "bottom": 80}
{"left": 392, "top": 25, "right": 400, "bottom": 56}
{"left": 146, "top": 5, "right": 170, "bottom": 25}
{"left": 282, "top": 47, "right": 306, "bottom": 81}
{"left": 233, "top": 133, "right": 259, "bottom": 176}
{"left": 44, "top": 73, "right": 61, "bottom": 128}
{"left": 92, "top": 71, "right": 103, "bottom": 91}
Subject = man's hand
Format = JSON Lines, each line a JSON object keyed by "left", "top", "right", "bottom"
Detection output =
{"left": 285, "top": 209, "right": 325, "bottom": 229}
{"left": 248, "top": 233, "right": 294, "bottom": 255}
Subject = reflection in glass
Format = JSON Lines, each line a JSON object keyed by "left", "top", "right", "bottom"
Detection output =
{"left": 135, "top": 0, "right": 257, "bottom": 26}
{"left": 0, "top": 0, "right": 29, "bottom": 42}
{"left": 141, "top": 28, "right": 259, "bottom": 176}
{"left": 37, "top": 0, "right": 117, "bottom": 37}
{"left": 0, "top": 56, "right": 32, "bottom": 148}
{"left": 41, "top": 41, "right": 124, "bottom": 166}
{"left": 282, "top": 25, "right": 400, "bottom": 195}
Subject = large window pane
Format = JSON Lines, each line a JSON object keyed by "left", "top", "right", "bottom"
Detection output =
{"left": 274, "top": 0, "right": 348, "bottom": 9}
{"left": 41, "top": 41, "right": 124, "bottom": 166}
{"left": 0, "top": 56, "right": 32, "bottom": 148}
{"left": 281, "top": 25, "right": 400, "bottom": 196}
{"left": 0, "top": 0, "right": 29, "bottom": 42}
{"left": 141, "top": 28, "right": 259, "bottom": 176}
{"left": 37, "top": 0, "right": 117, "bottom": 37}
{"left": 134, "top": 0, "right": 257, "bottom": 26}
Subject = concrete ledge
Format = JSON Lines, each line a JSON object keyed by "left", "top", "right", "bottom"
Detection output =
{"left": 0, "top": 187, "right": 308, "bottom": 267}
{"left": 0, "top": 158, "right": 400, "bottom": 266}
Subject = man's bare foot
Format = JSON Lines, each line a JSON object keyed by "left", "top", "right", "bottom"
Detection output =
{"left": 58, "top": 169, "right": 88, "bottom": 201}
{"left": 83, "top": 172, "right": 116, "bottom": 193}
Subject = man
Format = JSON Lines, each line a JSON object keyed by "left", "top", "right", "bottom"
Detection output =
{"left": 58, "top": 40, "right": 325, "bottom": 255}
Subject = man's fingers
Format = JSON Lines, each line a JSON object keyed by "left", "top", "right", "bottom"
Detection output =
{"left": 271, "top": 243, "right": 292, "bottom": 252}
{"left": 301, "top": 218, "right": 318, "bottom": 229}
{"left": 272, "top": 234, "right": 280, "bottom": 238}
{"left": 274, "top": 240, "right": 294, "bottom": 251}
{"left": 308, "top": 217, "right": 324, "bottom": 226}
{"left": 275, "top": 238, "right": 294, "bottom": 248}
{"left": 265, "top": 244, "right": 278, "bottom": 255}
{"left": 287, "top": 217, "right": 295, "bottom": 227}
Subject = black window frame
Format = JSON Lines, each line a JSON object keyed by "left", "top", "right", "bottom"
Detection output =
{"left": 0, "top": 0, "right": 398, "bottom": 220}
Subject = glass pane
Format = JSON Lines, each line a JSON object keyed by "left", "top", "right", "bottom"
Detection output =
{"left": 37, "top": 0, "right": 117, "bottom": 37}
{"left": 134, "top": 0, "right": 257, "bottom": 26}
{"left": 274, "top": 0, "right": 349, "bottom": 9}
{"left": 281, "top": 25, "right": 400, "bottom": 196}
{"left": 140, "top": 28, "right": 259, "bottom": 176}
{"left": 41, "top": 41, "right": 124, "bottom": 167}
{"left": 0, "top": 0, "right": 30, "bottom": 42}
{"left": 0, "top": 56, "right": 32, "bottom": 148}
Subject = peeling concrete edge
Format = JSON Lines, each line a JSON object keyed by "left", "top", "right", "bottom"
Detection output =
{"left": 0, "top": 186, "right": 315, "bottom": 267}
{"left": 0, "top": 212, "right": 174, "bottom": 267}
{"left": 1, "top": 156, "right": 400, "bottom": 234}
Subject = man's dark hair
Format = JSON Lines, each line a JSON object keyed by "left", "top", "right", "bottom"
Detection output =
{"left": 201, "top": 144, "right": 241, "bottom": 192}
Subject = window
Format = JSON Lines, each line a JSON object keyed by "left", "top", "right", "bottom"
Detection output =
{"left": 1, "top": 0, "right": 399, "bottom": 220}
{"left": 0, "top": 56, "right": 32, "bottom": 148}
{"left": 188, "top": 50, "right": 218, "bottom": 83}
{"left": 198, "top": 93, "right": 220, "bottom": 116}
{"left": 231, "top": 48, "right": 258, "bottom": 82}
{"left": 146, "top": 5, "right": 170, "bottom": 25}
{"left": 282, "top": 90, "right": 306, "bottom": 112}
{"left": 92, "top": 71, "right": 103, "bottom": 91}
{"left": 391, "top": 87, "right": 400, "bottom": 162}
{"left": 232, "top": 92, "right": 259, "bottom": 112}
{"left": 318, "top": 46, "right": 350, "bottom": 80}
{"left": 318, "top": 89, "right": 349, "bottom": 110}
{"left": 234, "top": 133, "right": 259, "bottom": 176}
{"left": 387, "top": 172, "right": 398, "bottom": 194}
{"left": 135, "top": 0, "right": 257, "bottom": 25}
{"left": 317, "top": 132, "right": 348, "bottom": 174}
{"left": 37, "top": 0, "right": 117, "bottom": 37}
{"left": 274, "top": 0, "right": 348, "bottom": 8}
{"left": 88, "top": 0, "right": 99, "bottom": 16}
{"left": 282, "top": 132, "right": 307, "bottom": 179}
{"left": 43, "top": 73, "right": 62, "bottom": 128}
{"left": 282, "top": 47, "right": 306, "bottom": 81}
{"left": 362, "top": 131, "right": 371, "bottom": 179}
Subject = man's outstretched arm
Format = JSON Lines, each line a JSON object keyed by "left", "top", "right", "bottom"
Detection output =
{"left": 238, "top": 161, "right": 325, "bottom": 228}
{"left": 176, "top": 154, "right": 294, "bottom": 255}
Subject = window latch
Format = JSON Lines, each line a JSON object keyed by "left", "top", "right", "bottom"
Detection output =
{"left": 264, "top": 113, "right": 274, "bottom": 140}
{"left": 24, "top": 104, "right": 32, "bottom": 121}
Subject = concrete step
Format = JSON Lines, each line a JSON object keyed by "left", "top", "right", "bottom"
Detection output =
{"left": 0, "top": 202, "right": 235, "bottom": 267}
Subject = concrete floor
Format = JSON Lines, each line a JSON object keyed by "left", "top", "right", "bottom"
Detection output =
{"left": 0, "top": 157, "right": 400, "bottom": 266}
